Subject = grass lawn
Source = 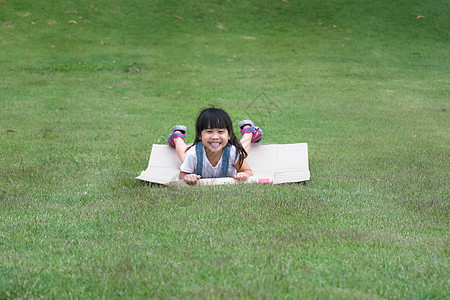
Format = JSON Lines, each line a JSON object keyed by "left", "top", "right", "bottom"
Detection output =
{"left": 1, "top": 0, "right": 449, "bottom": 298}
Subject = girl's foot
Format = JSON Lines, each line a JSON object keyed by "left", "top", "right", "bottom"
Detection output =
{"left": 167, "top": 125, "right": 187, "bottom": 148}
{"left": 238, "top": 120, "right": 263, "bottom": 143}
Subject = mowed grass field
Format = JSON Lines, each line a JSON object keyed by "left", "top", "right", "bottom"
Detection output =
{"left": 1, "top": 0, "right": 449, "bottom": 298}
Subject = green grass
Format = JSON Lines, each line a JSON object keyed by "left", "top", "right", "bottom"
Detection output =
{"left": 1, "top": 0, "right": 449, "bottom": 298}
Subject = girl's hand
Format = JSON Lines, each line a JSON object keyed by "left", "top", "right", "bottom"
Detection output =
{"left": 234, "top": 160, "right": 252, "bottom": 183}
{"left": 234, "top": 172, "right": 249, "bottom": 183}
{"left": 183, "top": 174, "right": 201, "bottom": 185}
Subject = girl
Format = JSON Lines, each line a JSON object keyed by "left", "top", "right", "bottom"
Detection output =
{"left": 167, "top": 107, "right": 263, "bottom": 185}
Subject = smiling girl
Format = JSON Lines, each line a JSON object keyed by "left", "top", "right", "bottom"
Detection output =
{"left": 167, "top": 107, "right": 263, "bottom": 185}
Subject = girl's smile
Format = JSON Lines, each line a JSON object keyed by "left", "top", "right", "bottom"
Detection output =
{"left": 201, "top": 128, "right": 230, "bottom": 154}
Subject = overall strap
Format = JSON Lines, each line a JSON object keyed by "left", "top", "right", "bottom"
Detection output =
{"left": 196, "top": 142, "right": 231, "bottom": 178}
{"left": 221, "top": 144, "right": 231, "bottom": 177}
{"left": 195, "top": 142, "right": 203, "bottom": 176}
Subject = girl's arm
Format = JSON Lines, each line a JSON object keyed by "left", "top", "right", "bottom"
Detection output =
{"left": 179, "top": 171, "right": 201, "bottom": 185}
{"left": 234, "top": 160, "right": 253, "bottom": 182}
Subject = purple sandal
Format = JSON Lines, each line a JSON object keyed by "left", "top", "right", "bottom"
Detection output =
{"left": 238, "top": 120, "right": 263, "bottom": 143}
{"left": 167, "top": 125, "right": 187, "bottom": 148}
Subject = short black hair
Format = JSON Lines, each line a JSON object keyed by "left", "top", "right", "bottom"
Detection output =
{"left": 195, "top": 107, "right": 233, "bottom": 138}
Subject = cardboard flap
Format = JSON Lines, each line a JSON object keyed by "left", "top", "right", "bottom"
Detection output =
{"left": 136, "top": 167, "right": 177, "bottom": 185}
{"left": 275, "top": 143, "right": 309, "bottom": 172}
{"left": 147, "top": 144, "right": 181, "bottom": 169}
{"left": 245, "top": 144, "right": 277, "bottom": 176}
{"left": 273, "top": 171, "right": 310, "bottom": 184}
{"left": 136, "top": 143, "right": 310, "bottom": 185}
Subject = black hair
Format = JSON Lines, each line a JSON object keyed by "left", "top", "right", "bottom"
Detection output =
{"left": 188, "top": 107, "right": 247, "bottom": 167}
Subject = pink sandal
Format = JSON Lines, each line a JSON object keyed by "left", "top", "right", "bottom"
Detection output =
{"left": 167, "top": 125, "right": 187, "bottom": 148}
{"left": 238, "top": 120, "right": 263, "bottom": 143}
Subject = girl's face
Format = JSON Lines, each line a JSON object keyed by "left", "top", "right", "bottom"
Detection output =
{"left": 200, "top": 127, "right": 230, "bottom": 155}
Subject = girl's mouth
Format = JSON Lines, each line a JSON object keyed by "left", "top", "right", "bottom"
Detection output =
{"left": 209, "top": 142, "right": 221, "bottom": 148}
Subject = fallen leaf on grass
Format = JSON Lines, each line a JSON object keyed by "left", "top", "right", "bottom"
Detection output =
{"left": 416, "top": 15, "right": 425, "bottom": 19}
{"left": 68, "top": 20, "right": 77, "bottom": 24}
{"left": 6, "top": 129, "right": 16, "bottom": 133}
{"left": 241, "top": 36, "right": 256, "bottom": 40}
{"left": 217, "top": 22, "right": 228, "bottom": 31}
{"left": 18, "top": 12, "right": 31, "bottom": 18}
{"left": 227, "top": 54, "right": 237, "bottom": 62}
{"left": 174, "top": 15, "right": 184, "bottom": 20}
{"left": 124, "top": 67, "right": 141, "bottom": 73}
{"left": 47, "top": 20, "right": 56, "bottom": 26}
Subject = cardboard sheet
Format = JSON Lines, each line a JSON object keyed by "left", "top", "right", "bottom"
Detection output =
{"left": 136, "top": 143, "right": 310, "bottom": 186}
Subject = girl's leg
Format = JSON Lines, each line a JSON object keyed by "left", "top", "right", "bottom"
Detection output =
{"left": 173, "top": 133, "right": 187, "bottom": 163}
{"left": 168, "top": 125, "right": 188, "bottom": 163}
{"left": 240, "top": 125, "right": 253, "bottom": 155}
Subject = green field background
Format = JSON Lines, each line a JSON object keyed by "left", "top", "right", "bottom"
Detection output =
{"left": 1, "top": 0, "right": 448, "bottom": 298}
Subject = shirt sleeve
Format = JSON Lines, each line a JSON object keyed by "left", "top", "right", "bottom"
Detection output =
{"left": 231, "top": 145, "right": 239, "bottom": 166}
{"left": 227, "top": 145, "right": 239, "bottom": 177}
{"left": 180, "top": 147, "right": 197, "bottom": 174}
